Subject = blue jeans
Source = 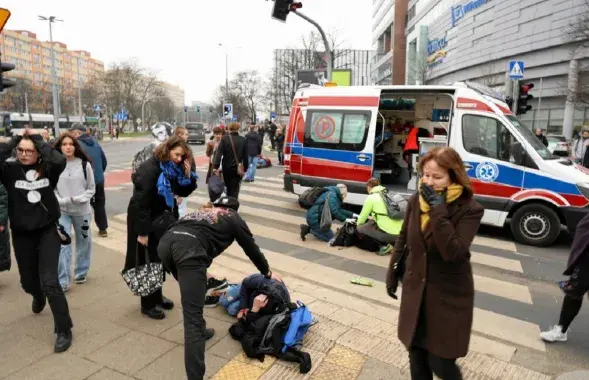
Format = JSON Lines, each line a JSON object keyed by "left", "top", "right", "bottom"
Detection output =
{"left": 246, "top": 156, "right": 257, "bottom": 180}
{"left": 218, "top": 284, "right": 241, "bottom": 316}
{"left": 310, "top": 228, "right": 334, "bottom": 242}
{"left": 58, "top": 213, "right": 92, "bottom": 287}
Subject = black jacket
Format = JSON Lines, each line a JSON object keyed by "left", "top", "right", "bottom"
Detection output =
{"left": 213, "top": 132, "right": 249, "bottom": 173}
{"left": 130, "top": 156, "right": 197, "bottom": 236}
{"left": 0, "top": 135, "right": 66, "bottom": 231}
{"left": 245, "top": 131, "right": 262, "bottom": 157}
{"left": 165, "top": 198, "right": 269, "bottom": 274}
{"left": 275, "top": 134, "right": 285, "bottom": 151}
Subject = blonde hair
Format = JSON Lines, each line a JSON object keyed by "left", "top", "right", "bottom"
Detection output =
{"left": 228, "top": 122, "right": 240, "bottom": 132}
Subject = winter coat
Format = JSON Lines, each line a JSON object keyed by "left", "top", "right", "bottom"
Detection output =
{"left": 386, "top": 192, "right": 484, "bottom": 359}
{"left": 357, "top": 185, "right": 403, "bottom": 235}
{"left": 0, "top": 183, "right": 9, "bottom": 272}
{"left": 305, "top": 186, "right": 353, "bottom": 229}
{"left": 77, "top": 134, "right": 107, "bottom": 184}
{"left": 245, "top": 132, "right": 262, "bottom": 157}
{"left": 564, "top": 212, "right": 589, "bottom": 276}
{"left": 213, "top": 132, "right": 249, "bottom": 173}
{"left": 238, "top": 274, "right": 291, "bottom": 314}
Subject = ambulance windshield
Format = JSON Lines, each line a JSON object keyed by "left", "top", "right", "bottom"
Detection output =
{"left": 506, "top": 115, "right": 555, "bottom": 160}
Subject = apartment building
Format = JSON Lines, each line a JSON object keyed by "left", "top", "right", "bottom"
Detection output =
{"left": 159, "top": 81, "right": 185, "bottom": 110}
{"left": 0, "top": 29, "right": 104, "bottom": 90}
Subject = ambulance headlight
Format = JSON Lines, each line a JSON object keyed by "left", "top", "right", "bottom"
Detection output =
{"left": 576, "top": 183, "right": 589, "bottom": 200}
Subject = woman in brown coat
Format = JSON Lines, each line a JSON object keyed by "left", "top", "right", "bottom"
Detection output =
{"left": 386, "top": 147, "right": 484, "bottom": 380}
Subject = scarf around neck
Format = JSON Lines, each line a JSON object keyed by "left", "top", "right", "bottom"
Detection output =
{"left": 418, "top": 181, "right": 464, "bottom": 231}
{"left": 157, "top": 160, "right": 196, "bottom": 209}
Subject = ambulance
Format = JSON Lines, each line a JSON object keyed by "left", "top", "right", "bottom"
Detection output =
{"left": 282, "top": 81, "right": 589, "bottom": 247}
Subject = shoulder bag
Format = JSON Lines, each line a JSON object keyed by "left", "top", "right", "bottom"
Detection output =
{"left": 228, "top": 135, "right": 245, "bottom": 177}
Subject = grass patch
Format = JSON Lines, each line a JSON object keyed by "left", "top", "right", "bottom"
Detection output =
{"left": 120, "top": 131, "right": 151, "bottom": 137}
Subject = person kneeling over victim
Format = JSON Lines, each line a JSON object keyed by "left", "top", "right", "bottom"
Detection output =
{"left": 157, "top": 196, "right": 281, "bottom": 380}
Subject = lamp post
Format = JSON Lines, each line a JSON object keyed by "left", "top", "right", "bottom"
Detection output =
{"left": 38, "top": 15, "right": 63, "bottom": 137}
{"left": 218, "top": 43, "right": 241, "bottom": 124}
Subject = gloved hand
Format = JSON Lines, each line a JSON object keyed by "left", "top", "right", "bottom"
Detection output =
{"left": 352, "top": 213, "right": 359, "bottom": 218}
{"left": 420, "top": 184, "right": 446, "bottom": 208}
{"left": 386, "top": 285, "right": 398, "bottom": 300}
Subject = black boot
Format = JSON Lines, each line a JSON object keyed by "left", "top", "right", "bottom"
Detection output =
{"left": 159, "top": 296, "right": 174, "bottom": 310}
{"left": 32, "top": 295, "right": 46, "bottom": 314}
{"left": 141, "top": 306, "right": 165, "bottom": 320}
{"left": 54, "top": 330, "right": 72, "bottom": 353}
{"left": 205, "top": 328, "right": 215, "bottom": 340}
{"left": 300, "top": 224, "right": 310, "bottom": 241}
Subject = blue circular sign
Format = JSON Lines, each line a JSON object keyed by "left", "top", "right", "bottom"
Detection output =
{"left": 475, "top": 162, "right": 499, "bottom": 183}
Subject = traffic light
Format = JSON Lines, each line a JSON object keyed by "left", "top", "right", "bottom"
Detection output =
{"left": 271, "top": 0, "right": 302, "bottom": 22}
{"left": 517, "top": 83, "right": 534, "bottom": 115}
{"left": 0, "top": 54, "right": 16, "bottom": 92}
{"left": 223, "top": 105, "right": 230, "bottom": 115}
{"left": 196, "top": 105, "right": 200, "bottom": 115}
{"left": 184, "top": 106, "right": 188, "bottom": 113}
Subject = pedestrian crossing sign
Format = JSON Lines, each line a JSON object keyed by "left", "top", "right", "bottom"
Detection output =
{"left": 509, "top": 60, "right": 524, "bottom": 79}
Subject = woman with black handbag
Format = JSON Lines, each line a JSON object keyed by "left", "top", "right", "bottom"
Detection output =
{"left": 385, "top": 147, "right": 483, "bottom": 380}
{"left": 123, "top": 135, "right": 197, "bottom": 320}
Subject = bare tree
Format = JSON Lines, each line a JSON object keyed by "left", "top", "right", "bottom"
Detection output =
{"left": 561, "top": 0, "right": 589, "bottom": 105}
{"left": 477, "top": 62, "right": 504, "bottom": 88}
{"left": 211, "top": 84, "right": 249, "bottom": 123}
{"left": 231, "top": 70, "right": 263, "bottom": 122}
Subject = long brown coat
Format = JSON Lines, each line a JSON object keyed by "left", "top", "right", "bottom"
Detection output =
{"left": 386, "top": 192, "right": 484, "bottom": 359}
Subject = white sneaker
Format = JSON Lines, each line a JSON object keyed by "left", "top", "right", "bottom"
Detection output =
{"left": 540, "top": 325, "right": 568, "bottom": 342}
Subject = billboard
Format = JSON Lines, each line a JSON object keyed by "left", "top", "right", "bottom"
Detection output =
{"left": 296, "top": 69, "right": 353, "bottom": 87}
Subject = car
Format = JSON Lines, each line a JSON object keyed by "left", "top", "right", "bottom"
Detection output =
{"left": 185, "top": 122, "right": 206, "bottom": 144}
{"left": 546, "top": 134, "right": 570, "bottom": 157}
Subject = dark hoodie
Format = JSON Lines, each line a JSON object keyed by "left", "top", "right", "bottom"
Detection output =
{"left": 0, "top": 135, "right": 66, "bottom": 231}
{"left": 78, "top": 134, "right": 107, "bottom": 184}
{"left": 162, "top": 196, "right": 269, "bottom": 275}
{"left": 245, "top": 131, "right": 262, "bottom": 157}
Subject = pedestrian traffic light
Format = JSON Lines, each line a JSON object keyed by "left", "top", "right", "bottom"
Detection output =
{"left": 196, "top": 105, "right": 200, "bottom": 115}
{"left": 271, "top": 0, "right": 300, "bottom": 22}
{"left": 0, "top": 55, "right": 16, "bottom": 92}
{"left": 517, "top": 83, "right": 534, "bottom": 115}
{"left": 184, "top": 106, "right": 188, "bottom": 113}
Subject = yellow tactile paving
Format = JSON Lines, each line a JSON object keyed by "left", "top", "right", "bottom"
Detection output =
{"left": 233, "top": 351, "right": 277, "bottom": 370}
{"left": 324, "top": 345, "right": 366, "bottom": 372}
{"left": 211, "top": 359, "right": 265, "bottom": 380}
{"left": 310, "top": 361, "right": 359, "bottom": 380}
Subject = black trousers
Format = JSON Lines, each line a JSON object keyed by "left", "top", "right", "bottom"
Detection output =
{"left": 223, "top": 169, "right": 242, "bottom": 199}
{"left": 409, "top": 347, "right": 462, "bottom": 380}
{"left": 91, "top": 182, "right": 108, "bottom": 231}
{"left": 158, "top": 232, "right": 208, "bottom": 380}
{"left": 12, "top": 225, "right": 73, "bottom": 333}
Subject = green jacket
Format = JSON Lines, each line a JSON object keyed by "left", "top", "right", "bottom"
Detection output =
{"left": 357, "top": 185, "right": 403, "bottom": 235}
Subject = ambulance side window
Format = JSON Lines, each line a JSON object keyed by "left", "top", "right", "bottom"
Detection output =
{"left": 462, "top": 114, "right": 516, "bottom": 163}
{"left": 304, "top": 110, "right": 371, "bottom": 151}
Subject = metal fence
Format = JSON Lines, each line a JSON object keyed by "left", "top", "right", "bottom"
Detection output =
{"left": 519, "top": 107, "right": 589, "bottom": 135}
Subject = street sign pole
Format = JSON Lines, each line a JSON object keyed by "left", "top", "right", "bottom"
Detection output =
{"left": 508, "top": 60, "right": 525, "bottom": 114}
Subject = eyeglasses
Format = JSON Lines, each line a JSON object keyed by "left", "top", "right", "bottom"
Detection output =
{"left": 17, "top": 148, "right": 37, "bottom": 156}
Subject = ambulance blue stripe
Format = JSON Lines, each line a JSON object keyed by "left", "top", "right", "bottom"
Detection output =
{"left": 294, "top": 147, "right": 372, "bottom": 167}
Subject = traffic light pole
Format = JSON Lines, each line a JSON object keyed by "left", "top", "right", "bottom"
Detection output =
{"left": 511, "top": 79, "right": 519, "bottom": 114}
{"left": 291, "top": 10, "right": 332, "bottom": 81}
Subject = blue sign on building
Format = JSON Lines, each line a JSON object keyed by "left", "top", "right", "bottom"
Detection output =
{"left": 451, "top": 0, "right": 490, "bottom": 27}
{"left": 427, "top": 35, "right": 447, "bottom": 56}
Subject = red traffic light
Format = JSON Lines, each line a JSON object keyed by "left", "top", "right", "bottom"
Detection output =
{"left": 520, "top": 83, "right": 534, "bottom": 93}
{"left": 289, "top": 2, "right": 302, "bottom": 10}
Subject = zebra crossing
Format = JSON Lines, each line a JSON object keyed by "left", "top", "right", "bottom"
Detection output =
{"left": 100, "top": 171, "right": 549, "bottom": 361}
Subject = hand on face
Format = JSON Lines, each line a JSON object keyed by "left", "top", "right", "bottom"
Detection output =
{"left": 420, "top": 183, "right": 446, "bottom": 208}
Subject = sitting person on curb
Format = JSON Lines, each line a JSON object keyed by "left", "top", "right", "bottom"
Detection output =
{"left": 157, "top": 196, "right": 281, "bottom": 380}
{"left": 356, "top": 178, "right": 403, "bottom": 255}
{"left": 229, "top": 273, "right": 313, "bottom": 374}
{"left": 300, "top": 184, "right": 356, "bottom": 242}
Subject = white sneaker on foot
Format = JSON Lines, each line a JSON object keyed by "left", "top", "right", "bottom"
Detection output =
{"left": 540, "top": 325, "right": 568, "bottom": 342}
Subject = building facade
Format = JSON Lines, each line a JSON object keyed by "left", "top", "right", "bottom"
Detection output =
{"left": 159, "top": 81, "right": 185, "bottom": 110}
{"left": 272, "top": 48, "right": 372, "bottom": 114}
{"left": 371, "top": 0, "right": 408, "bottom": 85}
{"left": 404, "top": 0, "right": 589, "bottom": 136}
{"left": 0, "top": 29, "right": 104, "bottom": 90}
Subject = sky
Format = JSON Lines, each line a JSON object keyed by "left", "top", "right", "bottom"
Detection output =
{"left": 2, "top": 0, "right": 372, "bottom": 104}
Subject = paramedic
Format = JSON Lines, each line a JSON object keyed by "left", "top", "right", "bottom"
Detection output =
{"left": 402, "top": 127, "right": 431, "bottom": 178}
{"left": 300, "top": 184, "right": 356, "bottom": 242}
{"left": 386, "top": 147, "right": 484, "bottom": 380}
{"left": 356, "top": 178, "right": 403, "bottom": 256}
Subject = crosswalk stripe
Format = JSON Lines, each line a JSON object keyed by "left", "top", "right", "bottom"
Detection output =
{"left": 257, "top": 176, "right": 283, "bottom": 183}
{"left": 242, "top": 180, "right": 283, "bottom": 189}
{"left": 238, "top": 185, "right": 297, "bottom": 199}
{"left": 188, "top": 194, "right": 301, "bottom": 212}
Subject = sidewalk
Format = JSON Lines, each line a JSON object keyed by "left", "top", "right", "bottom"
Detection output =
{"left": 0, "top": 219, "right": 557, "bottom": 380}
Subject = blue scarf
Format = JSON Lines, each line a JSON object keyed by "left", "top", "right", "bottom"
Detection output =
{"left": 157, "top": 160, "right": 197, "bottom": 209}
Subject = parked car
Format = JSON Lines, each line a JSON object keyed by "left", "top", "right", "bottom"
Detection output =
{"left": 185, "top": 122, "right": 206, "bottom": 144}
{"left": 546, "top": 134, "right": 570, "bottom": 157}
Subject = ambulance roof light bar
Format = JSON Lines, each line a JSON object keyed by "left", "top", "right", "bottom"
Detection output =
{"left": 463, "top": 81, "right": 506, "bottom": 102}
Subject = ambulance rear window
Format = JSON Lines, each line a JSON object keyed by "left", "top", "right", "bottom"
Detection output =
{"left": 304, "top": 110, "right": 371, "bottom": 151}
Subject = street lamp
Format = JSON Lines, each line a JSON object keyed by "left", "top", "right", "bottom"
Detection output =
{"left": 38, "top": 15, "right": 63, "bottom": 137}
{"left": 217, "top": 43, "right": 241, "bottom": 124}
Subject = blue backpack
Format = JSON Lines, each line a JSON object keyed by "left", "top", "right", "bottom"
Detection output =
{"left": 282, "top": 302, "right": 313, "bottom": 353}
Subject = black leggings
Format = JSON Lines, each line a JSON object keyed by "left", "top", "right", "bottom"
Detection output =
{"left": 409, "top": 347, "right": 462, "bottom": 380}
{"left": 559, "top": 295, "right": 583, "bottom": 333}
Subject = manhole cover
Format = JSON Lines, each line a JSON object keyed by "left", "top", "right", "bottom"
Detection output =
{"left": 556, "top": 371, "right": 589, "bottom": 380}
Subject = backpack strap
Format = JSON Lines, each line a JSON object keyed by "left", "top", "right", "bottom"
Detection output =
{"left": 82, "top": 160, "right": 88, "bottom": 182}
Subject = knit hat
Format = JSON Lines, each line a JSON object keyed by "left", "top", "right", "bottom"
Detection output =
{"left": 336, "top": 184, "right": 348, "bottom": 199}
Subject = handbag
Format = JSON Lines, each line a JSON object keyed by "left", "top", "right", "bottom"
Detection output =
{"left": 121, "top": 244, "right": 164, "bottom": 297}
{"left": 151, "top": 209, "right": 177, "bottom": 240}
{"left": 39, "top": 199, "right": 71, "bottom": 245}
{"left": 319, "top": 194, "right": 333, "bottom": 233}
{"left": 228, "top": 135, "right": 245, "bottom": 177}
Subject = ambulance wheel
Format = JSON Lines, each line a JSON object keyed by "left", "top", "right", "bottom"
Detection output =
{"left": 510, "top": 204, "right": 561, "bottom": 247}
